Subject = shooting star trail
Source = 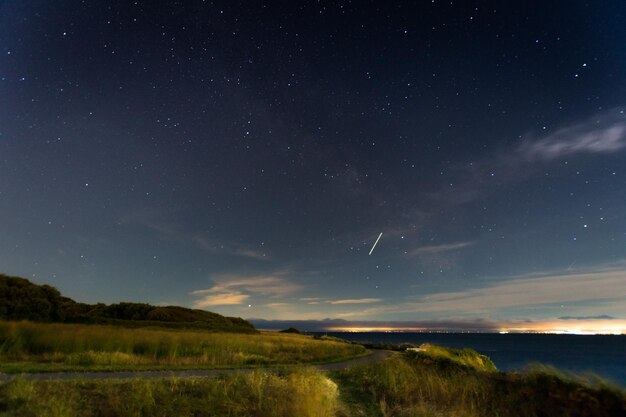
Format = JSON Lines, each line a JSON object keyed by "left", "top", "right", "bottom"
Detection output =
{"left": 369, "top": 232, "right": 383, "bottom": 255}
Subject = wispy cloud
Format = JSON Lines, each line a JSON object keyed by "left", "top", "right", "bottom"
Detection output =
{"left": 519, "top": 109, "right": 626, "bottom": 160}
{"left": 191, "top": 272, "right": 301, "bottom": 308}
{"left": 300, "top": 297, "right": 322, "bottom": 305}
{"left": 407, "top": 241, "right": 476, "bottom": 257}
{"left": 302, "top": 263, "right": 626, "bottom": 320}
{"left": 558, "top": 315, "right": 615, "bottom": 321}
{"left": 193, "top": 292, "right": 250, "bottom": 307}
{"left": 118, "top": 209, "right": 269, "bottom": 261}
{"left": 404, "top": 241, "right": 477, "bottom": 269}
{"left": 410, "top": 268, "right": 626, "bottom": 313}
{"left": 193, "top": 236, "right": 269, "bottom": 260}
{"left": 429, "top": 108, "right": 626, "bottom": 205}
{"left": 264, "top": 302, "right": 291, "bottom": 308}
{"left": 328, "top": 298, "right": 383, "bottom": 305}
{"left": 234, "top": 249, "right": 269, "bottom": 260}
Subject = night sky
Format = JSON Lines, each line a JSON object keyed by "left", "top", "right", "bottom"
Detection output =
{"left": 2, "top": 1, "right": 626, "bottom": 333}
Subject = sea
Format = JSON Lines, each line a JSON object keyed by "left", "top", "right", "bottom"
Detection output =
{"left": 322, "top": 332, "right": 626, "bottom": 387}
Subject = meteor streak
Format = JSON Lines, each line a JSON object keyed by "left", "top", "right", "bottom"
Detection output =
{"left": 369, "top": 232, "right": 383, "bottom": 255}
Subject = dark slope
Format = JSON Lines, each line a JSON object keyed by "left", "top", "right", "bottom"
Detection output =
{"left": 0, "top": 274, "right": 256, "bottom": 333}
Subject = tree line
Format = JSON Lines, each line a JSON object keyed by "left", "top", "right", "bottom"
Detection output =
{"left": 0, "top": 274, "right": 255, "bottom": 333}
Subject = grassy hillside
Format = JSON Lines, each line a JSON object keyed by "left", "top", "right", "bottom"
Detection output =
{"left": 1, "top": 345, "right": 623, "bottom": 417}
{"left": 333, "top": 346, "right": 626, "bottom": 417}
{"left": 0, "top": 274, "right": 255, "bottom": 333}
{"left": 0, "top": 321, "right": 367, "bottom": 372}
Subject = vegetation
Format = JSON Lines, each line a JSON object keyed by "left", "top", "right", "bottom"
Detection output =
{"left": 0, "top": 368, "right": 339, "bottom": 417}
{"left": 409, "top": 343, "right": 497, "bottom": 371}
{"left": 279, "top": 327, "right": 301, "bottom": 334}
{"left": 0, "top": 340, "right": 623, "bottom": 416}
{"left": 0, "top": 321, "right": 366, "bottom": 372}
{"left": 0, "top": 274, "right": 255, "bottom": 333}
{"left": 333, "top": 347, "right": 626, "bottom": 417}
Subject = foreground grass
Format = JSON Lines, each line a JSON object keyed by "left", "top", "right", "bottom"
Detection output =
{"left": 412, "top": 343, "right": 497, "bottom": 371}
{"left": 333, "top": 347, "right": 626, "bottom": 417}
{"left": 0, "top": 321, "right": 365, "bottom": 372}
{"left": 2, "top": 327, "right": 624, "bottom": 417}
{"left": 2, "top": 348, "right": 624, "bottom": 417}
{"left": 0, "top": 368, "right": 339, "bottom": 417}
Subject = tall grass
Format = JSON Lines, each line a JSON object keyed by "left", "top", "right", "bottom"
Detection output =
{"left": 0, "top": 368, "right": 339, "bottom": 417}
{"left": 2, "top": 338, "right": 624, "bottom": 417}
{"left": 0, "top": 321, "right": 365, "bottom": 371}
{"left": 414, "top": 343, "right": 497, "bottom": 371}
{"left": 334, "top": 349, "right": 626, "bottom": 417}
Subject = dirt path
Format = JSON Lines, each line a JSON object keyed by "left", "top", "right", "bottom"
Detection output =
{"left": 0, "top": 350, "right": 394, "bottom": 381}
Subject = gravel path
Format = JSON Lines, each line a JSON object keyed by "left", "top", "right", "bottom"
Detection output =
{"left": 0, "top": 350, "right": 394, "bottom": 381}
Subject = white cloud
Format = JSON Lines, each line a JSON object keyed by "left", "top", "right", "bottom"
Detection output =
{"left": 328, "top": 298, "right": 383, "bottom": 305}
{"left": 410, "top": 268, "right": 626, "bottom": 313}
{"left": 428, "top": 108, "right": 626, "bottom": 206}
{"left": 193, "top": 292, "right": 249, "bottom": 307}
{"left": 333, "top": 306, "right": 398, "bottom": 318}
{"left": 407, "top": 241, "right": 476, "bottom": 257}
{"left": 405, "top": 241, "right": 477, "bottom": 269}
{"left": 316, "top": 265, "right": 626, "bottom": 320}
{"left": 191, "top": 273, "right": 301, "bottom": 308}
{"left": 520, "top": 108, "right": 626, "bottom": 160}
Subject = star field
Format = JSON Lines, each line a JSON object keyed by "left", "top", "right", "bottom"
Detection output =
{"left": 1, "top": 1, "right": 626, "bottom": 332}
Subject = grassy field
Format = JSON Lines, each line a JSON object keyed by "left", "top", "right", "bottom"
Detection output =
{"left": 1, "top": 323, "right": 624, "bottom": 417}
{"left": 0, "top": 368, "right": 339, "bottom": 417}
{"left": 0, "top": 321, "right": 366, "bottom": 372}
{"left": 1, "top": 346, "right": 624, "bottom": 417}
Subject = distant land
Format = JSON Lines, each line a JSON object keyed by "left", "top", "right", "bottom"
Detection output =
{"left": 0, "top": 274, "right": 256, "bottom": 333}
{"left": 249, "top": 318, "right": 625, "bottom": 334}
{"left": 249, "top": 318, "right": 500, "bottom": 333}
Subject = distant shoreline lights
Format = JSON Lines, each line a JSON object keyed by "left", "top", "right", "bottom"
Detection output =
{"left": 299, "top": 320, "right": 626, "bottom": 335}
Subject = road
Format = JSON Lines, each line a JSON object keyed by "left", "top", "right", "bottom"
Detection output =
{"left": 0, "top": 350, "right": 394, "bottom": 381}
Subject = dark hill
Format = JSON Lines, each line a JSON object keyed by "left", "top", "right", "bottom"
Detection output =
{"left": 0, "top": 274, "right": 256, "bottom": 333}
{"left": 279, "top": 327, "right": 302, "bottom": 334}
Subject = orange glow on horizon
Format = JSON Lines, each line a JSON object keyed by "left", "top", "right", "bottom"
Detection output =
{"left": 321, "top": 320, "right": 626, "bottom": 334}
{"left": 326, "top": 327, "right": 429, "bottom": 332}
{"left": 498, "top": 319, "right": 626, "bottom": 335}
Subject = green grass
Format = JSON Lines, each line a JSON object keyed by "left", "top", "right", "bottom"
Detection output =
{"left": 411, "top": 343, "right": 497, "bottom": 371}
{"left": 1, "top": 321, "right": 623, "bottom": 417}
{"left": 0, "top": 342, "right": 624, "bottom": 417}
{"left": 0, "top": 368, "right": 339, "bottom": 417}
{"left": 333, "top": 348, "right": 626, "bottom": 417}
{"left": 0, "top": 321, "right": 366, "bottom": 372}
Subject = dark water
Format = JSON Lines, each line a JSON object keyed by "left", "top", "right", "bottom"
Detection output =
{"left": 323, "top": 332, "right": 626, "bottom": 386}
